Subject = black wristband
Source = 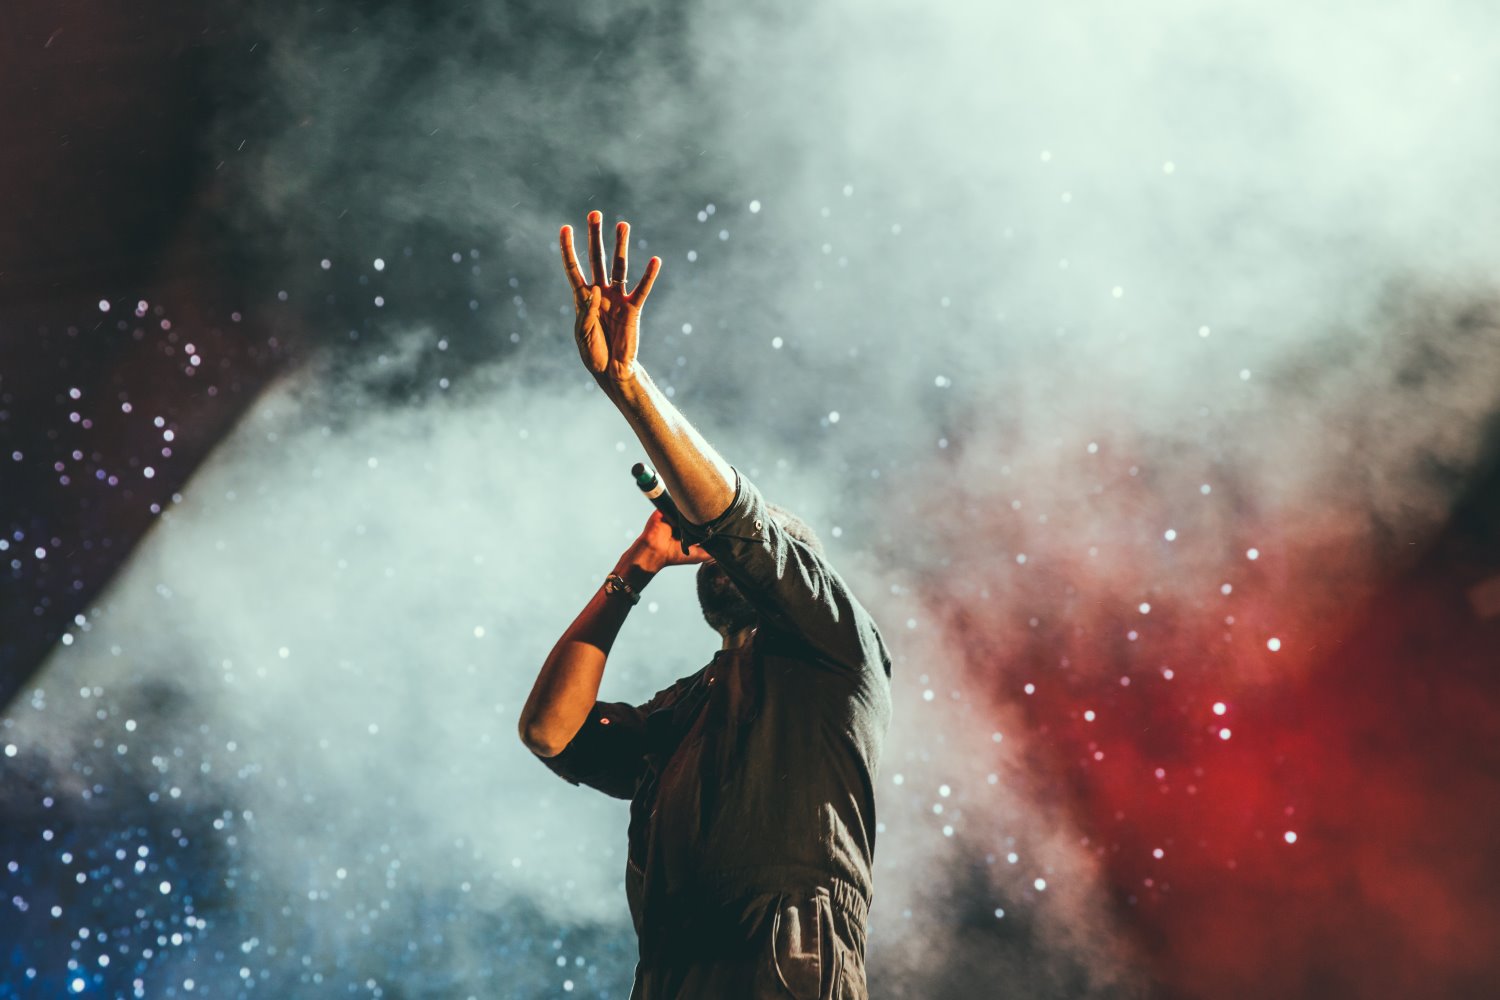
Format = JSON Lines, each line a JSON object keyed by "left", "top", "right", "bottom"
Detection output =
{"left": 604, "top": 572, "right": 642, "bottom": 605}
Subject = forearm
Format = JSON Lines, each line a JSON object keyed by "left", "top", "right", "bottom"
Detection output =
{"left": 518, "top": 551, "right": 657, "bottom": 756}
{"left": 607, "top": 366, "right": 736, "bottom": 525}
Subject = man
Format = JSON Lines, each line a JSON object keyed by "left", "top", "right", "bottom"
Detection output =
{"left": 519, "top": 210, "right": 892, "bottom": 999}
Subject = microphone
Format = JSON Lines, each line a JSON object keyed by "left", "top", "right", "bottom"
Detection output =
{"left": 631, "top": 462, "right": 694, "bottom": 553}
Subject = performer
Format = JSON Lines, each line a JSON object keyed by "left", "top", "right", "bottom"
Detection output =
{"left": 520, "top": 210, "right": 892, "bottom": 999}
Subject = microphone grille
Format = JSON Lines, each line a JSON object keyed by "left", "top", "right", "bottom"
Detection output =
{"left": 631, "top": 462, "right": 658, "bottom": 490}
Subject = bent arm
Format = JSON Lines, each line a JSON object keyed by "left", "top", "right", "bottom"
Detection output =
{"left": 518, "top": 553, "right": 657, "bottom": 757}
{"left": 605, "top": 365, "right": 888, "bottom": 674}
{"left": 697, "top": 469, "right": 892, "bottom": 674}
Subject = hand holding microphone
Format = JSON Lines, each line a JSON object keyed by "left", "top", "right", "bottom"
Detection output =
{"left": 627, "top": 462, "right": 712, "bottom": 568}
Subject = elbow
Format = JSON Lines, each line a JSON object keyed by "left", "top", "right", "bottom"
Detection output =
{"left": 518, "top": 716, "right": 565, "bottom": 758}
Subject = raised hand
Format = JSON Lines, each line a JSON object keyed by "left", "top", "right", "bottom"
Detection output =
{"left": 560, "top": 210, "right": 661, "bottom": 386}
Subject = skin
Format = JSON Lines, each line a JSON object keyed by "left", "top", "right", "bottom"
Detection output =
{"left": 518, "top": 211, "right": 752, "bottom": 758}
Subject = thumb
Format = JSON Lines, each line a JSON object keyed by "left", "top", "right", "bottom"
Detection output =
{"left": 579, "top": 288, "right": 602, "bottom": 331}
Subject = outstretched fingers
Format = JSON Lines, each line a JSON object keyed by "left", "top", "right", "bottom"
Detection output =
{"left": 559, "top": 225, "right": 587, "bottom": 292}
{"left": 630, "top": 256, "right": 662, "bottom": 305}
{"left": 566, "top": 212, "right": 658, "bottom": 306}
{"left": 587, "top": 210, "right": 608, "bottom": 287}
{"left": 612, "top": 221, "right": 630, "bottom": 288}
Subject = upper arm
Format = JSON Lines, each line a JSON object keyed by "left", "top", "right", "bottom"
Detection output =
{"left": 690, "top": 469, "right": 888, "bottom": 674}
{"left": 530, "top": 672, "right": 698, "bottom": 799}
{"left": 532, "top": 700, "right": 649, "bottom": 800}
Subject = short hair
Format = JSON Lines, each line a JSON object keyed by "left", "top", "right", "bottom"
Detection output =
{"left": 766, "top": 502, "right": 825, "bottom": 556}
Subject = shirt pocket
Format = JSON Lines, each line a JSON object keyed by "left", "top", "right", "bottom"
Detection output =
{"left": 767, "top": 888, "right": 838, "bottom": 1000}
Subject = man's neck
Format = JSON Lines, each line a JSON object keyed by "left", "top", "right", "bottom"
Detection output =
{"left": 720, "top": 625, "right": 756, "bottom": 650}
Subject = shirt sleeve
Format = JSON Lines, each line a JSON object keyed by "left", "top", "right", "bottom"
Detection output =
{"left": 532, "top": 671, "right": 697, "bottom": 799}
{"left": 689, "top": 468, "right": 890, "bottom": 675}
{"left": 533, "top": 699, "right": 650, "bottom": 800}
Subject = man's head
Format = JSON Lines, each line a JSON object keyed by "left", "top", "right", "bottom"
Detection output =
{"left": 695, "top": 504, "right": 824, "bottom": 638}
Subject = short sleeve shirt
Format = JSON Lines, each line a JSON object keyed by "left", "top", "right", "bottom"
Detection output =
{"left": 535, "top": 469, "right": 892, "bottom": 959}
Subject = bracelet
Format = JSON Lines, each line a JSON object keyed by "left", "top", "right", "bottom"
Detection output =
{"left": 604, "top": 572, "right": 641, "bottom": 605}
